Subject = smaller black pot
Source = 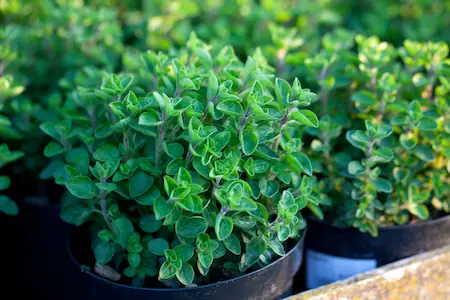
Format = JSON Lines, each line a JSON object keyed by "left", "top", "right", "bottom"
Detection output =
{"left": 68, "top": 227, "right": 306, "bottom": 300}
{"left": 304, "top": 215, "right": 450, "bottom": 289}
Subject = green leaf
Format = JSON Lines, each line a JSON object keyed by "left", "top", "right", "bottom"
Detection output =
{"left": 0, "top": 176, "right": 10, "bottom": 190}
{"left": 176, "top": 263, "right": 194, "bottom": 286}
{"left": 164, "top": 176, "right": 178, "bottom": 196}
{"left": 93, "top": 144, "right": 120, "bottom": 162}
{"left": 254, "top": 144, "right": 279, "bottom": 160}
{"left": 253, "top": 160, "right": 270, "bottom": 173}
{"left": 65, "top": 176, "right": 96, "bottom": 199}
{"left": 176, "top": 168, "right": 192, "bottom": 185}
{"left": 277, "top": 224, "right": 291, "bottom": 241}
{"left": 417, "top": 117, "right": 438, "bottom": 131}
{"left": 223, "top": 234, "right": 241, "bottom": 255}
{"left": 371, "top": 178, "right": 393, "bottom": 193}
{"left": 164, "top": 142, "right": 184, "bottom": 158}
{"left": 215, "top": 216, "right": 233, "bottom": 241}
{"left": 268, "top": 239, "right": 285, "bottom": 256}
{"left": 112, "top": 217, "right": 134, "bottom": 248}
{"left": 308, "top": 204, "right": 324, "bottom": 220}
{"left": 391, "top": 115, "right": 408, "bottom": 125}
{"left": 400, "top": 134, "right": 417, "bottom": 150}
{"left": 260, "top": 180, "right": 279, "bottom": 197}
{"left": 198, "top": 251, "right": 213, "bottom": 269}
{"left": 136, "top": 187, "right": 160, "bottom": 206}
{"left": 44, "top": 142, "right": 66, "bottom": 157}
{"left": 148, "top": 238, "right": 169, "bottom": 256}
{"left": 275, "top": 78, "right": 293, "bottom": 105}
{"left": 230, "top": 197, "right": 257, "bottom": 211}
{"left": 154, "top": 197, "right": 175, "bottom": 220}
{"left": 206, "top": 240, "right": 219, "bottom": 253}
{"left": 207, "top": 71, "right": 219, "bottom": 100}
{"left": 216, "top": 100, "right": 244, "bottom": 116}
{"left": 286, "top": 152, "right": 312, "bottom": 176}
{"left": 163, "top": 205, "right": 182, "bottom": 225}
{"left": 0, "top": 195, "right": 18, "bottom": 216}
{"left": 244, "top": 158, "right": 255, "bottom": 176}
{"left": 372, "top": 147, "right": 394, "bottom": 161}
{"left": 95, "top": 183, "right": 117, "bottom": 192}
{"left": 139, "top": 215, "right": 162, "bottom": 233}
{"left": 139, "top": 109, "right": 163, "bottom": 126}
{"left": 240, "top": 237, "right": 267, "bottom": 271}
{"left": 212, "top": 241, "right": 227, "bottom": 259}
{"left": 291, "top": 110, "right": 319, "bottom": 128}
{"left": 176, "top": 216, "right": 208, "bottom": 238}
{"left": 408, "top": 100, "right": 422, "bottom": 120}
{"left": 212, "top": 131, "right": 230, "bottom": 152}
{"left": 348, "top": 161, "right": 365, "bottom": 175}
{"left": 128, "top": 253, "right": 141, "bottom": 268}
{"left": 241, "top": 131, "right": 259, "bottom": 156}
{"left": 94, "top": 242, "right": 116, "bottom": 265}
{"left": 409, "top": 204, "right": 429, "bottom": 220}
{"left": 159, "top": 261, "right": 176, "bottom": 280}
{"left": 178, "top": 195, "right": 203, "bottom": 213}
{"left": 124, "top": 266, "right": 137, "bottom": 278}
{"left": 98, "top": 230, "right": 113, "bottom": 243}
{"left": 174, "top": 244, "right": 194, "bottom": 263}
{"left": 413, "top": 145, "right": 435, "bottom": 162}
{"left": 129, "top": 171, "right": 154, "bottom": 198}
{"left": 346, "top": 130, "right": 369, "bottom": 151}
{"left": 351, "top": 90, "right": 376, "bottom": 106}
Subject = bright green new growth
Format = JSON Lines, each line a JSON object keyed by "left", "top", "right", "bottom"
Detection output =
{"left": 42, "top": 34, "right": 318, "bottom": 286}
{"left": 305, "top": 31, "right": 450, "bottom": 236}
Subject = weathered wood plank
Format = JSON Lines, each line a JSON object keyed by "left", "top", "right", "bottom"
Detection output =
{"left": 288, "top": 246, "right": 450, "bottom": 300}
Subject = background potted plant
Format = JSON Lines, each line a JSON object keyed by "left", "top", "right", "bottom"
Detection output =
{"left": 0, "top": 2, "right": 124, "bottom": 297}
{"left": 42, "top": 35, "right": 319, "bottom": 299}
{"left": 299, "top": 33, "right": 450, "bottom": 288}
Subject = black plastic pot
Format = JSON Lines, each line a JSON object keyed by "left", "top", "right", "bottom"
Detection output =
{"left": 68, "top": 227, "right": 306, "bottom": 300}
{"left": 2, "top": 202, "right": 86, "bottom": 299}
{"left": 304, "top": 215, "right": 450, "bottom": 289}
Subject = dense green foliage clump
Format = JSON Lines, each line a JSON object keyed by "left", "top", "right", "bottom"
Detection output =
{"left": 41, "top": 35, "right": 318, "bottom": 286}
{"left": 302, "top": 33, "right": 450, "bottom": 236}
{"left": 0, "top": 0, "right": 449, "bottom": 287}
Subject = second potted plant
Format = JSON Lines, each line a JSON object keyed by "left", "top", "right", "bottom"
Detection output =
{"left": 302, "top": 33, "right": 450, "bottom": 288}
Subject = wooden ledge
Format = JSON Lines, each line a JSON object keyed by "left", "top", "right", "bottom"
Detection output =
{"left": 288, "top": 245, "right": 450, "bottom": 300}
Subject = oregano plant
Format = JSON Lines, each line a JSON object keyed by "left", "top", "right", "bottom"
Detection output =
{"left": 304, "top": 32, "right": 450, "bottom": 236}
{"left": 41, "top": 34, "right": 318, "bottom": 287}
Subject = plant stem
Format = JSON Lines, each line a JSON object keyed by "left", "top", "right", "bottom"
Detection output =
{"left": 237, "top": 107, "right": 251, "bottom": 138}
{"left": 155, "top": 116, "right": 166, "bottom": 169}
{"left": 123, "top": 129, "right": 129, "bottom": 152}
{"left": 185, "top": 143, "right": 197, "bottom": 167}
{"left": 272, "top": 107, "right": 292, "bottom": 151}
{"left": 99, "top": 189, "right": 113, "bottom": 231}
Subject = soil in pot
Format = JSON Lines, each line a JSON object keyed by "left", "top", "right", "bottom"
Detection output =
{"left": 303, "top": 215, "right": 450, "bottom": 289}
{"left": 68, "top": 225, "right": 306, "bottom": 300}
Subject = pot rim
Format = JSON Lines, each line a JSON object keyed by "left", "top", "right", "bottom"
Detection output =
{"left": 310, "top": 213, "right": 450, "bottom": 232}
{"left": 67, "top": 227, "right": 306, "bottom": 292}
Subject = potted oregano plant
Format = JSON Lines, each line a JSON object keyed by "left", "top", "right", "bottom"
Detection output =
{"left": 300, "top": 32, "right": 450, "bottom": 288}
{"left": 42, "top": 34, "right": 318, "bottom": 299}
